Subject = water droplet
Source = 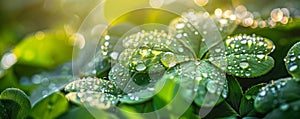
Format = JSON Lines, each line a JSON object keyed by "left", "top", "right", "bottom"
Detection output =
{"left": 109, "top": 52, "right": 119, "bottom": 60}
{"left": 239, "top": 62, "right": 249, "bottom": 69}
{"left": 256, "top": 54, "right": 265, "bottom": 60}
{"left": 136, "top": 63, "right": 147, "bottom": 72}
{"left": 280, "top": 104, "right": 289, "bottom": 111}
{"left": 290, "top": 57, "right": 297, "bottom": 62}
{"left": 206, "top": 81, "right": 217, "bottom": 94}
{"left": 175, "top": 23, "right": 185, "bottom": 29}
{"left": 259, "top": 90, "right": 266, "bottom": 96}
{"left": 178, "top": 47, "right": 184, "bottom": 52}
{"left": 104, "top": 35, "right": 110, "bottom": 40}
{"left": 241, "top": 40, "right": 247, "bottom": 44}
{"left": 289, "top": 65, "right": 298, "bottom": 72}
{"left": 202, "top": 73, "right": 208, "bottom": 78}
{"left": 161, "top": 52, "right": 177, "bottom": 68}
{"left": 215, "top": 48, "right": 221, "bottom": 53}
{"left": 245, "top": 72, "right": 251, "bottom": 77}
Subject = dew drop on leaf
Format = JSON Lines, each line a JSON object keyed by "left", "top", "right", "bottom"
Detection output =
{"left": 239, "top": 61, "right": 249, "bottom": 69}
{"left": 289, "top": 64, "right": 298, "bottom": 72}
{"left": 206, "top": 80, "right": 217, "bottom": 94}
{"left": 280, "top": 104, "right": 289, "bottom": 111}
{"left": 135, "top": 63, "right": 147, "bottom": 72}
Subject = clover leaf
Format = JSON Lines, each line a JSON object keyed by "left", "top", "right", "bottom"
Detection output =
{"left": 285, "top": 42, "right": 300, "bottom": 79}
{"left": 0, "top": 88, "right": 31, "bottom": 119}
{"left": 209, "top": 34, "right": 275, "bottom": 78}
{"left": 169, "top": 10, "right": 237, "bottom": 58}
{"left": 254, "top": 78, "right": 300, "bottom": 118}
{"left": 65, "top": 77, "right": 119, "bottom": 109}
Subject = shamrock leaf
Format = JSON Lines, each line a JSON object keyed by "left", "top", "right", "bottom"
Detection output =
{"left": 210, "top": 34, "right": 275, "bottom": 78}
{"left": 254, "top": 78, "right": 300, "bottom": 118}
{"left": 169, "top": 10, "right": 237, "bottom": 58}
{"left": 284, "top": 42, "right": 300, "bottom": 79}
{"left": 162, "top": 60, "right": 228, "bottom": 107}
{"left": 65, "top": 77, "right": 120, "bottom": 109}
{"left": 226, "top": 75, "right": 243, "bottom": 112}
{"left": 239, "top": 84, "right": 265, "bottom": 117}
{"left": 0, "top": 88, "right": 31, "bottom": 119}
{"left": 109, "top": 29, "right": 197, "bottom": 104}
{"left": 29, "top": 92, "right": 68, "bottom": 119}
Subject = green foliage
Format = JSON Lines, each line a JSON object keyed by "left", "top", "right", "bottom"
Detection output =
{"left": 285, "top": 42, "right": 300, "bottom": 79}
{"left": 1, "top": 1, "right": 300, "bottom": 119}
{"left": 209, "top": 34, "right": 275, "bottom": 78}
{"left": 0, "top": 88, "right": 31, "bottom": 119}
{"left": 28, "top": 92, "right": 68, "bottom": 119}
{"left": 254, "top": 78, "right": 300, "bottom": 118}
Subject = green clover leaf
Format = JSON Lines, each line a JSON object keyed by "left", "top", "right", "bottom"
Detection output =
{"left": 285, "top": 42, "right": 300, "bottom": 79}
{"left": 210, "top": 34, "right": 275, "bottom": 78}
{"left": 254, "top": 78, "right": 300, "bottom": 118}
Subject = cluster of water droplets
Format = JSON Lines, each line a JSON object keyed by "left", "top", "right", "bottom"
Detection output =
{"left": 173, "top": 10, "right": 236, "bottom": 38}
{"left": 254, "top": 78, "right": 300, "bottom": 113}
{"left": 119, "top": 30, "right": 193, "bottom": 70}
{"left": 77, "top": 92, "right": 118, "bottom": 110}
{"left": 64, "top": 77, "right": 120, "bottom": 109}
{"left": 167, "top": 60, "right": 228, "bottom": 107}
{"left": 284, "top": 42, "right": 300, "bottom": 79}
{"left": 100, "top": 34, "right": 123, "bottom": 62}
{"left": 65, "top": 77, "right": 119, "bottom": 95}
{"left": 209, "top": 34, "right": 275, "bottom": 77}
{"left": 109, "top": 62, "right": 164, "bottom": 103}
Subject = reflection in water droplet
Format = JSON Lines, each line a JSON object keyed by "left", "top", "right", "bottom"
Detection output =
{"left": 178, "top": 47, "right": 184, "bottom": 52}
{"left": 289, "top": 65, "right": 298, "bottom": 72}
{"left": 257, "top": 54, "right": 265, "bottom": 60}
{"left": 239, "top": 62, "right": 249, "bottom": 69}
{"left": 206, "top": 80, "right": 217, "bottom": 94}
{"left": 160, "top": 52, "right": 177, "bottom": 68}
{"left": 136, "top": 63, "right": 147, "bottom": 72}
{"left": 259, "top": 90, "right": 266, "bottom": 96}
{"left": 109, "top": 52, "right": 119, "bottom": 60}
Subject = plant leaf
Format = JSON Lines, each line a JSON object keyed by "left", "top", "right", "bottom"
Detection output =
{"left": 152, "top": 75, "right": 194, "bottom": 119}
{"left": 193, "top": 60, "right": 228, "bottom": 107}
{"left": 285, "top": 42, "right": 300, "bottom": 79}
{"left": 203, "top": 101, "right": 238, "bottom": 119}
{"left": 0, "top": 88, "right": 31, "bottom": 119}
{"left": 0, "top": 101, "right": 9, "bottom": 119}
{"left": 65, "top": 77, "right": 120, "bottom": 95}
{"left": 239, "top": 84, "right": 266, "bottom": 117}
{"left": 118, "top": 30, "right": 195, "bottom": 70}
{"left": 209, "top": 34, "right": 275, "bottom": 78}
{"left": 159, "top": 60, "right": 228, "bottom": 107}
{"left": 64, "top": 77, "right": 120, "bottom": 109}
{"left": 226, "top": 75, "right": 243, "bottom": 112}
{"left": 57, "top": 107, "right": 95, "bottom": 119}
{"left": 29, "top": 92, "right": 68, "bottom": 119}
{"left": 109, "top": 63, "right": 160, "bottom": 104}
{"left": 263, "top": 100, "right": 300, "bottom": 119}
{"left": 254, "top": 78, "right": 300, "bottom": 115}
{"left": 169, "top": 10, "right": 237, "bottom": 58}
